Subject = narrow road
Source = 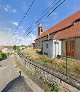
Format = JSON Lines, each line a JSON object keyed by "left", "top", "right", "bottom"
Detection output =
{"left": 0, "top": 54, "right": 44, "bottom": 92}
{"left": 0, "top": 55, "right": 18, "bottom": 91}
{"left": 0, "top": 55, "right": 33, "bottom": 92}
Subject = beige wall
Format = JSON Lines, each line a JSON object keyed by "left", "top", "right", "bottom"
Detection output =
{"left": 35, "top": 32, "right": 57, "bottom": 49}
{"left": 61, "top": 38, "right": 80, "bottom": 59}
{"left": 61, "top": 40, "right": 66, "bottom": 56}
{"left": 49, "top": 32, "right": 56, "bottom": 39}
{"left": 75, "top": 37, "right": 80, "bottom": 59}
{"left": 35, "top": 36, "right": 48, "bottom": 49}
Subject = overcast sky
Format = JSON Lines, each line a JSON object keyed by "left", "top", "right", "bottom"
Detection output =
{"left": 0, "top": 0, "right": 80, "bottom": 46}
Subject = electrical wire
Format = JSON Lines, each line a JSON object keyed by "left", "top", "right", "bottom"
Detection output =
{"left": 15, "top": 0, "right": 63, "bottom": 44}
{"left": 47, "top": 0, "right": 66, "bottom": 16}
{"left": 14, "top": 0, "right": 66, "bottom": 45}
{"left": 7, "top": 0, "right": 36, "bottom": 44}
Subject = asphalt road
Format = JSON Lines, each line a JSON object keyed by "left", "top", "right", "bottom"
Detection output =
{"left": 0, "top": 55, "right": 33, "bottom": 92}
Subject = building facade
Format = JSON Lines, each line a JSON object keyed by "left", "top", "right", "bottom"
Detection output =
{"left": 54, "top": 19, "right": 80, "bottom": 59}
{"left": 35, "top": 10, "right": 80, "bottom": 58}
{"left": 43, "top": 40, "right": 61, "bottom": 58}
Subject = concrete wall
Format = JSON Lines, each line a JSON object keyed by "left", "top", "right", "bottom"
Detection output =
{"left": 43, "top": 40, "right": 61, "bottom": 58}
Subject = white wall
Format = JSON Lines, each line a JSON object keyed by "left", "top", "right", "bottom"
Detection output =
{"left": 53, "top": 40, "right": 61, "bottom": 57}
{"left": 43, "top": 40, "right": 61, "bottom": 58}
{"left": 43, "top": 40, "right": 53, "bottom": 58}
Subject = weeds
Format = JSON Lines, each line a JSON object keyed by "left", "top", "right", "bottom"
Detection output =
{"left": 21, "top": 47, "right": 80, "bottom": 79}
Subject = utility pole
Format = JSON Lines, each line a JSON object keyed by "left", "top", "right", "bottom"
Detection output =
{"left": 65, "top": 41, "right": 68, "bottom": 76}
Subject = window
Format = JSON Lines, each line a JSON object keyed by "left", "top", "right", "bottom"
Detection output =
{"left": 44, "top": 52, "right": 48, "bottom": 56}
{"left": 54, "top": 41, "right": 59, "bottom": 44}
{"left": 46, "top": 44, "right": 48, "bottom": 48}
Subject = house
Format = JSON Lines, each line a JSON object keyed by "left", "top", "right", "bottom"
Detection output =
{"left": 54, "top": 16, "right": 80, "bottom": 59}
{"left": 35, "top": 10, "right": 80, "bottom": 58}
{"left": 35, "top": 23, "right": 61, "bottom": 58}
{"left": 43, "top": 40, "right": 61, "bottom": 58}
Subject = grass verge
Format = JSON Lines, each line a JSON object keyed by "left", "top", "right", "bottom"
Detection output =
{"left": 14, "top": 55, "right": 59, "bottom": 92}
{"left": 21, "top": 47, "right": 80, "bottom": 79}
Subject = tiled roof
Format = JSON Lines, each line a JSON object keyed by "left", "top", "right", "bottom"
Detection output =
{"left": 36, "top": 10, "right": 80, "bottom": 40}
{"left": 54, "top": 22, "right": 80, "bottom": 40}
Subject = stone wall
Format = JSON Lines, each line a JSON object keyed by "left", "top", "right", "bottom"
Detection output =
{"left": 19, "top": 54, "right": 80, "bottom": 92}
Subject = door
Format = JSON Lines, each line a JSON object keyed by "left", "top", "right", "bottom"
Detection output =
{"left": 66, "top": 40, "right": 75, "bottom": 57}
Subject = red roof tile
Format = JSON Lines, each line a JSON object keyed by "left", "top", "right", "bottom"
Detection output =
{"left": 54, "top": 22, "right": 80, "bottom": 40}
{"left": 36, "top": 10, "right": 80, "bottom": 40}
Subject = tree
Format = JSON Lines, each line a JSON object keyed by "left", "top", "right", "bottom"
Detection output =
{"left": 13, "top": 45, "right": 17, "bottom": 50}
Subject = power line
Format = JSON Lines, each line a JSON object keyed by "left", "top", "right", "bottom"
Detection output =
{"left": 16, "top": 30, "right": 32, "bottom": 44}
{"left": 15, "top": 0, "right": 60, "bottom": 44}
{"left": 7, "top": 0, "right": 36, "bottom": 44}
{"left": 47, "top": 0, "right": 66, "bottom": 16}
{"left": 15, "top": 0, "right": 66, "bottom": 45}
{"left": 41, "top": 0, "right": 57, "bottom": 14}
{"left": 15, "top": 0, "right": 62, "bottom": 44}
{"left": 16, "top": 0, "right": 35, "bottom": 30}
{"left": 15, "top": 0, "right": 58, "bottom": 39}
{"left": 13, "top": 21, "right": 35, "bottom": 44}
{"left": 36, "top": 0, "right": 62, "bottom": 24}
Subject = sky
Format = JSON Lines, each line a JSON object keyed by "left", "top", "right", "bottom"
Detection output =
{"left": 0, "top": 0, "right": 80, "bottom": 46}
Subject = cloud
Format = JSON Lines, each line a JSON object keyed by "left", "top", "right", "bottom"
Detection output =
{"left": 0, "top": 26, "right": 36, "bottom": 46}
{"left": 14, "top": 33, "right": 36, "bottom": 45}
{"left": 3, "top": 4, "right": 16, "bottom": 13}
{"left": 22, "top": 34, "right": 36, "bottom": 45}
{"left": 3, "top": 5, "right": 10, "bottom": 12}
{"left": 11, "top": 21, "right": 19, "bottom": 26}
{"left": 9, "top": 28, "right": 12, "bottom": 31}
{"left": 0, "top": 4, "right": 8, "bottom": 12}
{"left": 4, "top": 7, "right": 8, "bottom": 12}
{"left": 0, "top": 28, "right": 13, "bottom": 45}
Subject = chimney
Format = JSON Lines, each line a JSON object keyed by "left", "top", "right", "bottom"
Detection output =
{"left": 38, "top": 23, "right": 44, "bottom": 36}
